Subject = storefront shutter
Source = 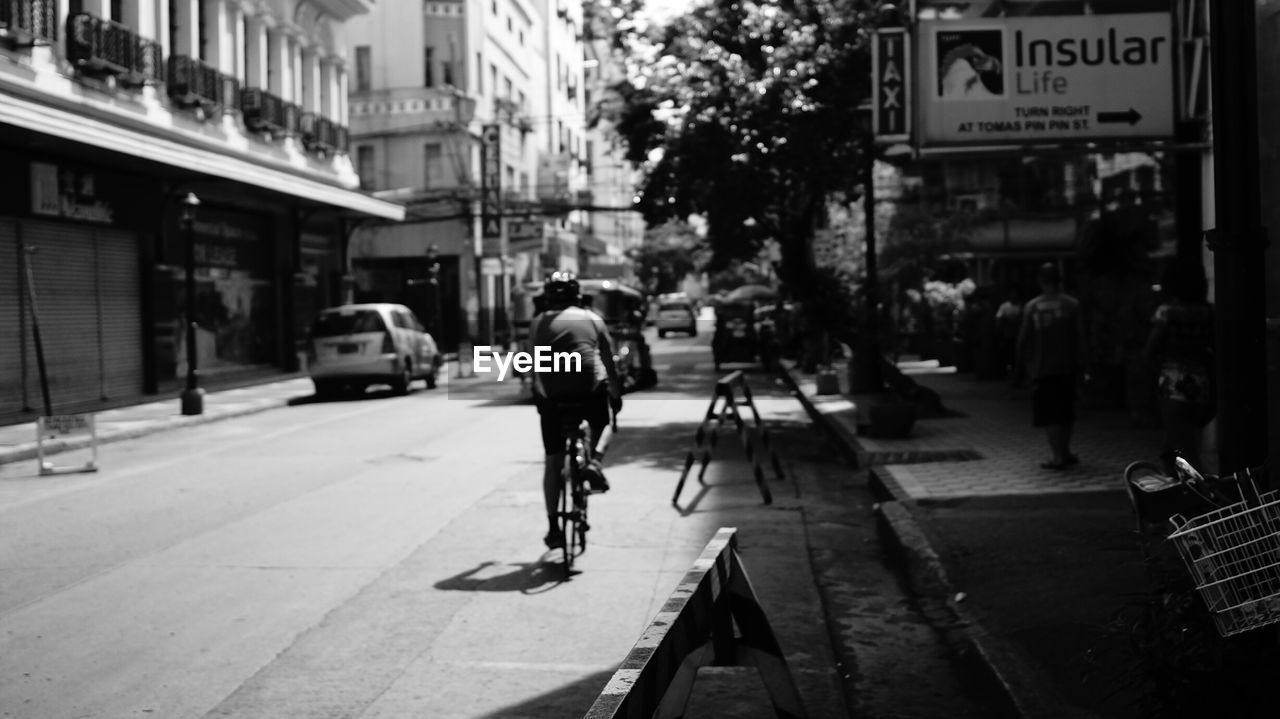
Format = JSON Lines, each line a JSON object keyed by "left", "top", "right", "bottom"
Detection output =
{"left": 19, "top": 221, "right": 107, "bottom": 414}
{"left": 94, "top": 227, "right": 143, "bottom": 402}
{"left": 0, "top": 220, "right": 27, "bottom": 421}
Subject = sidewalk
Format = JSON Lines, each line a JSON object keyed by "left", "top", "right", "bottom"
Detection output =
{"left": 785, "top": 360, "right": 1169, "bottom": 719}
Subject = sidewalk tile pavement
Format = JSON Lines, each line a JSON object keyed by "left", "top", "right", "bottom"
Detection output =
{"left": 784, "top": 359, "right": 1190, "bottom": 719}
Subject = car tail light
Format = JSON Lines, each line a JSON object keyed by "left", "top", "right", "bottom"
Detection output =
{"left": 381, "top": 333, "right": 395, "bottom": 353}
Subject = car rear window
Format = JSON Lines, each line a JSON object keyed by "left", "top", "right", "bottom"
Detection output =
{"left": 310, "top": 310, "right": 387, "bottom": 338}
{"left": 659, "top": 303, "right": 690, "bottom": 312}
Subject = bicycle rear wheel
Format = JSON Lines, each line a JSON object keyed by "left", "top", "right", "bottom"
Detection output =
{"left": 570, "top": 467, "right": 588, "bottom": 558}
{"left": 559, "top": 455, "right": 576, "bottom": 576}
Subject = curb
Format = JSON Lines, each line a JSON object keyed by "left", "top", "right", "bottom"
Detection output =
{"left": 0, "top": 397, "right": 298, "bottom": 468}
{"left": 783, "top": 365, "right": 1098, "bottom": 719}
{"left": 0, "top": 360, "right": 493, "bottom": 468}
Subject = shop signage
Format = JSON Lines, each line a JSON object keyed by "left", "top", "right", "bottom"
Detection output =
{"left": 29, "top": 162, "right": 115, "bottom": 224}
{"left": 480, "top": 124, "right": 504, "bottom": 255}
{"left": 174, "top": 206, "right": 268, "bottom": 271}
{"left": 873, "top": 29, "right": 911, "bottom": 143}
{"left": 507, "top": 218, "right": 545, "bottom": 254}
{"left": 917, "top": 13, "right": 1174, "bottom": 146}
{"left": 480, "top": 257, "right": 504, "bottom": 276}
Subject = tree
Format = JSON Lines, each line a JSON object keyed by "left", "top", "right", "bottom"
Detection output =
{"left": 626, "top": 220, "right": 707, "bottom": 294}
{"left": 592, "top": 0, "right": 896, "bottom": 293}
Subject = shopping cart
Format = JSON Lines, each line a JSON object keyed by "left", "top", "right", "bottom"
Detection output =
{"left": 1168, "top": 466, "right": 1280, "bottom": 637}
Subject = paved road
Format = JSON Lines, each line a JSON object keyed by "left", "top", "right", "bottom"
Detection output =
{"left": 0, "top": 326, "right": 999, "bottom": 718}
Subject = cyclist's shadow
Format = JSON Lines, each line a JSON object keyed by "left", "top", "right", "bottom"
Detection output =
{"left": 434, "top": 559, "right": 567, "bottom": 594}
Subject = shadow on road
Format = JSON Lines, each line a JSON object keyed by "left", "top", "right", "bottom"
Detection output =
{"left": 434, "top": 559, "right": 567, "bottom": 594}
{"left": 286, "top": 385, "right": 441, "bottom": 406}
{"left": 477, "top": 668, "right": 616, "bottom": 718}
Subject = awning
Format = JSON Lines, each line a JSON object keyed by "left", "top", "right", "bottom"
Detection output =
{"left": 0, "top": 81, "right": 405, "bottom": 220}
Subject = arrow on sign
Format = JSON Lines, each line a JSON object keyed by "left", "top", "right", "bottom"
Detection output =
{"left": 1097, "top": 108, "right": 1142, "bottom": 125}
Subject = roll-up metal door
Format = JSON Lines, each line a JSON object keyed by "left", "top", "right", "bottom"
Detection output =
{"left": 20, "top": 221, "right": 102, "bottom": 412}
{"left": 94, "top": 227, "right": 144, "bottom": 401}
{"left": 0, "top": 220, "right": 24, "bottom": 420}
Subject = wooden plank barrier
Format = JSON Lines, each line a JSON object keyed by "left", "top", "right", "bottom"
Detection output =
{"left": 672, "top": 371, "right": 785, "bottom": 507}
{"left": 583, "top": 528, "right": 807, "bottom": 719}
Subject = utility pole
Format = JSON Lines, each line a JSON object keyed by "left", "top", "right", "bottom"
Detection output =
{"left": 1206, "top": 2, "right": 1268, "bottom": 481}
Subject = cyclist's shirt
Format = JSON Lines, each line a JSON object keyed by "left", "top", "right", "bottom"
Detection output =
{"left": 530, "top": 305, "right": 616, "bottom": 399}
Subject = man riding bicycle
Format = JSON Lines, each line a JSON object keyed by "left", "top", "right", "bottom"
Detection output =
{"left": 531, "top": 271, "right": 623, "bottom": 550}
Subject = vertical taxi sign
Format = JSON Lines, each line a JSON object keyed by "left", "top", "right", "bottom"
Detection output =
{"left": 480, "top": 123, "right": 503, "bottom": 255}
{"left": 873, "top": 28, "right": 911, "bottom": 143}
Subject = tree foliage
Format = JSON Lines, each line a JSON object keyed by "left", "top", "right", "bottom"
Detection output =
{"left": 592, "top": 0, "right": 895, "bottom": 290}
{"left": 626, "top": 220, "right": 707, "bottom": 294}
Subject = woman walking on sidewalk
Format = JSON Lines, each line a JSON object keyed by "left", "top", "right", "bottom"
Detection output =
{"left": 1013, "top": 263, "right": 1088, "bottom": 470}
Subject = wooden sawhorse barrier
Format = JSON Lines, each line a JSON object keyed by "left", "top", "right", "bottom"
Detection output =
{"left": 672, "top": 371, "right": 785, "bottom": 507}
{"left": 583, "top": 527, "right": 807, "bottom": 719}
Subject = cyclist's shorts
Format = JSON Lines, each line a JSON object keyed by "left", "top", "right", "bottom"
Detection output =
{"left": 536, "top": 392, "right": 610, "bottom": 454}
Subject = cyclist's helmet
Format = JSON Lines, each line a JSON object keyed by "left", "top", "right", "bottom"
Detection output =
{"left": 544, "top": 271, "right": 581, "bottom": 307}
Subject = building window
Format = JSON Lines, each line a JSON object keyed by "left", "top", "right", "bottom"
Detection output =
{"left": 355, "top": 46, "right": 371, "bottom": 92}
{"left": 475, "top": 52, "right": 483, "bottom": 94}
{"left": 503, "top": 76, "right": 512, "bottom": 100}
{"left": 424, "top": 46, "right": 435, "bottom": 87}
{"left": 357, "top": 146, "right": 376, "bottom": 190}
{"left": 519, "top": 30, "right": 524, "bottom": 46}
{"left": 507, "top": 16, "right": 512, "bottom": 32}
{"left": 424, "top": 143, "right": 443, "bottom": 188}
{"left": 443, "top": 58, "right": 454, "bottom": 86}
{"left": 490, "top": 64, "right": 497, "bottom": 99}
{"left": 517, "top": 90, "right": 525, "bottom": 112}
{"left": 491, "top": 0, "right": 496, "bottom": 13}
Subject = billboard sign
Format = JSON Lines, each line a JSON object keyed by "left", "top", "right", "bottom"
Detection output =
{"left": 507, "top": 218, "right": 545, "bottom": 254}
{"left": 873, "top": 29, "right": 911, "bottom": 143}
{"left": 917, "top": 13, "right": 1174, "bottom": 146}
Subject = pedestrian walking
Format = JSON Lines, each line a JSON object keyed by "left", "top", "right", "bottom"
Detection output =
{"left": 995, "top": 288, "right": 1023, "bottom": 378}
{"left": 1142, "top": 260, "right": 1216, "bottom": 477}
{"left": 1013, "top": 262, "right": 1088, "bottom": 470}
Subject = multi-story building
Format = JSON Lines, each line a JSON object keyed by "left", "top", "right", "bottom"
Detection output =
{"left": 345, "top": 0, "right": 591, "bottom": 349}
{"left": 579, "top": 25, "right": 643, "bottom": 281}
{"left": 0, "top": 0, "right": 402, "bottom": 425}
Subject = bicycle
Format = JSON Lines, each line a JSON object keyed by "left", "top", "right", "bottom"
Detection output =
{"left": 553, "top": 399, "right": 617, "bottom": 578}
{"left": 1123, "top": 454, "right": 1279, "bottom": 637}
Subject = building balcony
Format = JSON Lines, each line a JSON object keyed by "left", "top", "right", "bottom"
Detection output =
{"left": 65, "top": 13, "right": 163, "bottom": 87}
{"left": 299, "top": 112, "right": 349, "bottom": 156}
{"left": 241, "top": 87, "right": 300, "bottom": 137}
{"left": 0, "top": 0, "right": 56, "bottom": 47}
{"left": 167, "top": 55, "right": 240, "bottom": 115}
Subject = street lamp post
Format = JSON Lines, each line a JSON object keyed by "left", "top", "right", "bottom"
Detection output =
{"left": 850, "top": 113, "right": 887, "bottom": 394}
{"left": 179, "top": 192, "right": 204, "bottom": 416}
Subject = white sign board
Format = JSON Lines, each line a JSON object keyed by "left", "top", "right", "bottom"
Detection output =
{"left": 36, "top": 414, "right": 99, "bottom": 475}
{"left": 917, "top": 13, "right": 1174, "bottom": 146}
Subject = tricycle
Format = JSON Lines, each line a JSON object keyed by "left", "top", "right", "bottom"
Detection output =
{"left": 712, "top": 301, "right": 760, "bottom": 371}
